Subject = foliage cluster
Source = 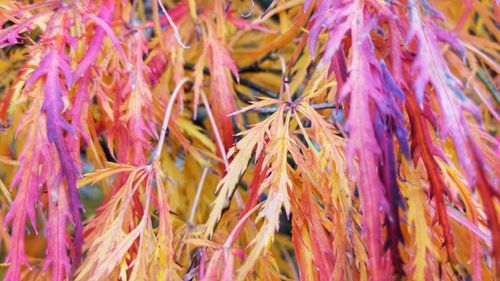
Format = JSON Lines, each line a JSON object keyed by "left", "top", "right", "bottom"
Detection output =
{"left": 0, "top": 0, "right": 499, "bottom": 280}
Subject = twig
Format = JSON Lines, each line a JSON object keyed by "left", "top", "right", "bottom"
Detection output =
{"left": 156, "top": 0, "right": 189, "bottom": 48}
{"left": 237, "top": 78, "right": 277, "bottom": 98}
{"left": 200, "top": 90, "right": 230, "bottom": 168}
{"left": 251, "top": 102, "right": 338, "bottom": 114}
{"left": 278, "top": 55, "right": 292, "bottom": 102}
{"left": 188, "top": 167, "right": 209, "bottom": 225}
{"left": 200, "top": 90, "right": 245, "bottom": 208}
{"left": 183, "top": 63, "right": 278, "bottom": 98}
{"left": 151, "top": 77, "right": 191, "bottom": 162}
{"left": 222, "top": 202, "right": 262, "bottom": 248}
{"left": 238, "top": 64, "right": 281, "bottom": 75}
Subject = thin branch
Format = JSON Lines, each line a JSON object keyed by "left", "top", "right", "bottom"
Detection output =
{"left": 235, "top": 89, "right": 254, "bottom": 104}
{"left": 222, "top": 202, "right": 262, "bottom": 248}
{"left": 183, "top": 63, "right": 278, "bottom": 98}
{"left": 278, "top": 54, "right": 291, "bottom": 102}
{"left": 200, "top": 90, "right": 245, "bottom": 208}
{"left": 151, "top": 77, "right": 191, "bottom": 162}
{"left": 251, "top": 102, "right": 338, "bottom": 114}
{"left": 200, "top": 90, "right": 230, "bottom": 168}
{"left": 156, "top": 0, "right": 189, "bottom": 48}
{"left": 238, "top": 64, "right": 281, "bottom": 75}
{"left": 188, "top": 167, "right": 209, "bottom": 225}
{"left": 237, "top": 77, "right": 277, "bottom": 98}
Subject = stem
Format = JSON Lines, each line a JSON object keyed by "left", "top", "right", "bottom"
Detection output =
{"left": 200, "top": 90, "right": 230, "bottom": 168}
{"left": 222, "top": 203, "right": 262, "bottom": 248}
{"left": 183, "top": 63, "right": 278, "bottom": 98}
{"left": 253, "top": 102, "right": 337, "bottom": 114}
{"left": 237, "top": 78, "right": 278, "bottom": 98}
{"left": 200, "top": 90, "right": 245, "bottom": 208}
{"left": 188, "top": 167, "right": 209, "bottom": 225}
{"left": 152, "top": 77, "right": 191, "bottom": 162}
{"left": 156, "top": 0, "right": 189, "bottom": 48}
{"left": 279, "top": 55, "right": 292, "bottom": 102}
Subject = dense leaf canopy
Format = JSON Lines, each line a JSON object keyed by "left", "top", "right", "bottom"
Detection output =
{"left": 0, "top": 0, "right": 499, "bottom": 280}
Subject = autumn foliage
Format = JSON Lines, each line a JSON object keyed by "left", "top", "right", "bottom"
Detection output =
{"left": 0, "top": 0, "right": 499, "bottom": 280}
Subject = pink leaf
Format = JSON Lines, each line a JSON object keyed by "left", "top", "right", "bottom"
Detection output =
{"left": 43, "top": 183, "right": 72, "bottom": 281}
{"left": 73, "top": 1, "right": 115, "bottom": 82}
{"left": 27, "top": 41, "right": 84, "bottom": 267}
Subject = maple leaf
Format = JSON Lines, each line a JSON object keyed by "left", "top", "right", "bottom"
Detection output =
{"left": 237, "top": 106, "right": 293, "bottom": 280}
{"left": 203, "top": 21, "right": 239, "bottom": 152}
{"left": 44, "top": 183, "right": 72, "bottom": 281}
{"left": 294, "top": 101, "right": 363, "bottom": 279}
{"left": 204, "top": 104, "right": 276, "bottom": 236}
{"left": 4, "top": 100, "right": 50, "bottom": 281}
{"left": 201, "top": 204, "right": 261, "bottom": 280}
{"left": 308, "top": 0, "right": 355, "bottom": 67}
{"left": 405, "top": 93, "right": 456, "bottom": 260}
{"left": 24, "top": 38, "right": 84, "bottom": 267}
{"left": 119, "top": 31, "right": 158, "bottom": 164}
{"left": 400, "top": 164, "right": 437, "bottom": 281}
{"left": 76, "top": 167, "right": 149, "bottom": 280}
{"left": 406, "top": 0, "right": 500, "bottom": 267}
{"left": 334, "top": 1, "right": 392, "bottom": 278}
{"left": 407, "top": 0, "right": 478, "bottom": 175}
{"left": 72, "top": 0, "right": 115, "bottom": 83}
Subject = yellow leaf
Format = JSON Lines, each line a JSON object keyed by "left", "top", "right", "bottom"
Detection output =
{"left": 78, "top": 162, "right": 136, "bottom": 188}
